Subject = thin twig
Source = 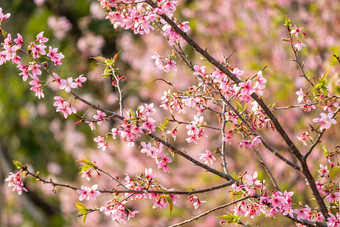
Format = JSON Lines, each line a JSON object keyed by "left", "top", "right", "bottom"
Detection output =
{"left": 253, "top": 148, "right": 280, "bottom": 191}
{"left": 168, "top": 196, "right": 250, "bottom": 227}
{"left": 221, "top": 103, "right": 229, "bottom": 174}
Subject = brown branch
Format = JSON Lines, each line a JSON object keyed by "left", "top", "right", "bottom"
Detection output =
{"left": 168, "top": 196, "right": 251, "bottom": 227}
{"left": 25, "top": 167, "right": 233, "bottom": 195}
{"left": 143, "top": 2, "right": 328, "bottom": 219}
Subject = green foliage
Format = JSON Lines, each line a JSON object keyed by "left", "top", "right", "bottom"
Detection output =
{"left": 220, "top": 212, "right": 240, "bottom": 225}
{"left": 75, "top": 202, "right": 90, "bottom": 223}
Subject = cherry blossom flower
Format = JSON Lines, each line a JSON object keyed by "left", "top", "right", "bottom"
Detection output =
{"left": 293, "top": 207, "right": 311, "bottom": 220}
{"left": 88, "top": 184, "right": 101, "bottom": 200}
{"left": 254, "top": 71, "right": 267, "bottom": 96}
{"left": 290, "top": 25, "right": 302, "bottom": 37}
{"left": 93, "top": 110, "right": 106, "bottom": 125}
{"left": 29, "top": 76, "right": 44, "bottom": 99}
{"left": 199, "top": 150, "right": 216, "bottom": 165}
{"left": 5, "top": 171, "right": 28, "bottom": 195}
{"left": 93, "top": 136, "right": 109, "bottom": 151}
{"left": 327, "top": 213, "right": 340, "bottom": 227}
{"left": 232, "top": 68, "right": 244, "bottom": 77}
{"left": 14, "top": 33, "right": 24, "bottom": 48}
{"left": 325, "top": 192, "right": 339, "bottom": 203}
{"left": 143, "top": 118, "right": 156, "bottom": 134}
{"left": 297, "top": 131, "right": 311, "bottom": 146}
{"left": 318, "top": 164, "right": 329, "bottom": 177}
{"left": 59, "top": 77, "right": 77, "bottom": 93}
{"left": 312, "top": 112, "right": 337, "bottom": 130}
{"left": 47, "top": 16, "right": 72, "bottom": 39}
{"left": 294, "top": 40, "right": 307, "bottom": 51}
{"left": 193, "top": 65, "right": 206, "bottom": 76}
{"left": 145, "top": 168, "right": 156, "bottom": 180}
{"left": 36, "top": 31, "right": 49, "bottom": 44}
{"left": 140, "top": 142, "right": 158, "bottom": 158}
{"left": 296, "top": 88, "right": 304, "bottom": 103}
{"left": 166, "top": 128, "right": 177, "bottom": 140}
{"left": 245, "top": 172, "right": 260, "bottom": 186}
{"left": 47, "top": 46, "right": 65, "bottom": 65}
{"left": 0, "top": 8, "right": 10, "bottom": 22}
{"left": 75, "top": 74, "right": 86, "bottom": 87}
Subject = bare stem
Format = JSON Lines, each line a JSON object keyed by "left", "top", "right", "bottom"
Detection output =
{"left": 168, "top": 196, "right": 251, "bottom": 227}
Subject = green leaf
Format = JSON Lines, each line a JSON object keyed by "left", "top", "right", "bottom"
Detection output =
{"left": 234, "top": 101, "right": 246, "bottom": 112}
{"left": 284, "top": 16, "right": 291, "bottom": 27}
{"left": 167, "top": 197, "right": 173, "bottom": 215}
{"left": 75, "top": 202, "right": 90, "bottom": 223}
{"left": 219, "top": 212, "right": 240, "bottom": 225}
{"left": 82, "top": 214, "right": 88, "bottom": 223}
{"left": 76, "top": 159, "right": 94, "bottom": 174}
{"left": 91, "top": 56, "right": 107, "bottom": 63}
{"left": 13, "top": 160, "right": 23, "bottom": 169}
{"left": 232, "top": 172, "right": 238, "bottom": 180}
{"left": 75, "top": 202, "right": 86, "bottom": 210}
{"left": 157, "top": 118, "right": 169, "bottom": 131}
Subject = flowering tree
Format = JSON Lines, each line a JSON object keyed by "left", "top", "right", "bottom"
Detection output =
{"left": 1, "top": 1, "right": 339, "bottom": 226}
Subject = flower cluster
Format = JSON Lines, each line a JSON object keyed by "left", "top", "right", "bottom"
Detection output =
{"left": 77, "top": 184, "right": 101, "bottom": 201}
{"left": 140, "top": 142, "right": 172, "bottom": 172}
{"left": 151, "top": 53, "right": 177, "bottom": 72}
{"left": 5, "top": 171, "right": 28, "bottom": 195}
{"left": 100, "top": 200, "right": 138, "bottom": 223}
{"left": 290, "top": 25, "right": 307, "bottom": 51}
{"left": 123, "top": 169, "right": 179, "bottom": 210}
{"left": 186, "top": 115, "right": 207, "bottom": 144}
{"left": 53, "top": 96, "right": 77, "bottom": 118}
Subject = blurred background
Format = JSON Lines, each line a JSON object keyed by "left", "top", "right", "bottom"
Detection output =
{"left": 0, "top": 0, "right": 339, "bottom": 226}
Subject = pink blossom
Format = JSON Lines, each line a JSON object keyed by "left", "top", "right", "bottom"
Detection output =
{"left": 291, "top": 25, "right": 302, "bottom": 37}
{"left": 145, "top": 168, "right": 156, "bottom": 180}
{"left": 232, "top": 68, "right": 244, "bottom": 77}
{"left": 29, "top": 77, "right": 44, "bottom": 99}
{"left": 193, "top": 65, "right": 206, "bottom": 76}
{"left": 77, "top": 186, "right": 89, "bottom": 201}
{"left": 245, "top": 172, "right": 260, "bottom": 186}
{"left": 296, "top": 88, "right": 304, "bottom": 103}
{"left": 5, "top": 172, "right": 28, "bottom": 195}
{"left": 293, "top": 207, "right": 311, "bottom": 220}
{"left": 312, "top": 112, "right": 337, "bottom": 130}
{"left": 47, "top": 16, "right": 72, "bottom": 39}
{"left": 75, "top": 74, "right": 86, "bottom": 87}
{"left": 199, "top": 150, "right": 216, "bottom": 165}
{"left": 143, "top": 118, "right": 156, "bottom": 134}
{"left": 327, "top": 213, "right": 340, "bottom": 227}
{"left": 254, "top": 71, "right": 266, "bottom": 96}
{"left": 88, "top": 184, "right": 101, "bottom": 200}
{"left": 14, "top": 33, "right": 24, "bottom": 48}
{"left": 77, "top": 33, "right": 105, "bottom": 56}
{"left": 297, "top": 131, "right": 310, "bottom": 146}
{"left": 36, "top": 31, "right": 49, "bottom": 44}
{"left": 140, "top": 142, "right": 158, "bottom": 158}
{"left": 325, "top": 192, "right": 339, "bottom": 203}
{"left": 59, "top": 77, "right": 77, "bottom": 93}
{"left": 47, "top": 46, "right": 65, "bottom": 65}
{"left": 0, "top": 8, "right": 10, "bottom": 22}
{"left": 166, "top": 128, "right": 177, "bottom": 141}
{"left": 156, "top": 152, "right": 172, "bottom": 172}
{"left": 318, "top": 164, "right": 329, "bottom": 177}
{"left": 94, "top": 136, "right": 109, "bottom": 151}
{"left": 81, "top": 169, "right": 92, "bottom": 181}
{"left": 294, "top": 40, "right": 307, "bottom": 51}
